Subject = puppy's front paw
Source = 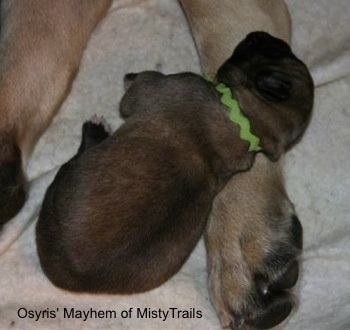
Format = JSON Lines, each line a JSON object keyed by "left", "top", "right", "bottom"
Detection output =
{"left": 206, "top": 193, "right": 302, "bottom": 329}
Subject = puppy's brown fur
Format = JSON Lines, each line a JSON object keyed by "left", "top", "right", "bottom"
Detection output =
{"left": 36, "top": 33, "right": 313, "bottom": 296}
{"left": 180, "top": 1, "right": 312, "bottom": 328}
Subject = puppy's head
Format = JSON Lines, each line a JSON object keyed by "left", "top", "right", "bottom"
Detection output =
{"left": 217, "top": 31, "right": 314, "bottom": 160}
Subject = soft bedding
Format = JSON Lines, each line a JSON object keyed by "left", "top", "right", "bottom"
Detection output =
{"left": 0, "top": 0, "right": 349, "bottom": 329}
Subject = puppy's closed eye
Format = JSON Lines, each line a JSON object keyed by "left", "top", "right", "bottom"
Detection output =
{"left": 255, "top": 72, "right": 292, "bottom": 101}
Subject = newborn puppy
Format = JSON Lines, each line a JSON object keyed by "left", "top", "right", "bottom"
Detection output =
{"left": 36, "top": 32, "right": 313, "bottom": 294}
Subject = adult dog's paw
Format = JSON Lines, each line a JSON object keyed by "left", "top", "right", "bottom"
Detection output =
{"left": 206, "top": 214, "right": 301, "bottom": 329}
{"left": 0, "top": 143, "right": 26, "bottom": 226}
{"left": 205, "top": 177, "right": 302, "bottom": 329}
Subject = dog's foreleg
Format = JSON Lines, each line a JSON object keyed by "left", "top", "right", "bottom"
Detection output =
{"left": 179, "top": 0, "right": 291, "bottom": 76}
{"left": 180, "top": 1, "right": 303, "bottom": 329}
{"left": 0, "top": 0, "right": 112, "bottom": 225}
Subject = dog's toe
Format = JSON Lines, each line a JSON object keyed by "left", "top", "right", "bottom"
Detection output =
{"left": 246, "top": 294, "right": 293, "bottom": 329}
{"left": 268, "top": 259, "right": 299, "bottom": 291}
{"left": 261, "top": 215, "right": 302, "bottom": 292}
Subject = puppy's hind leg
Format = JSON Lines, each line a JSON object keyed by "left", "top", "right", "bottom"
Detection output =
{"left": 78, "top": 115, "right": 112, "bottom": 154}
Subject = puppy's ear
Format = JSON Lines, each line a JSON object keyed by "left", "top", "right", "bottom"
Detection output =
{"left": 120, "top": 71, "right": 165, "bottom": 119}
{"left": 255, "top": 72, "right": 292, "bottom": 101}
{"left": 123, "top": 73, "right": 138, "bottom": 92}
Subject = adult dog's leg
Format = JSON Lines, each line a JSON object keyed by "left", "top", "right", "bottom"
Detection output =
{"left": 0, "top": 0, "right": 112, "bottom": 226}
{"left": 179, "top": 0, "right": 291, "bottom": 76}
{"left": 180, "top": 1, "right": 302, "bottom": 329}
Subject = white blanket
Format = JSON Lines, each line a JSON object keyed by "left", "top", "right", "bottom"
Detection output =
{"left": 1, "top": 0, "right": 349, "bottom": 329}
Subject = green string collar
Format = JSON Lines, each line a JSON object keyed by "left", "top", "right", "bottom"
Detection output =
{"left": 203, "top": 74, "right": 262, "bottom": 152}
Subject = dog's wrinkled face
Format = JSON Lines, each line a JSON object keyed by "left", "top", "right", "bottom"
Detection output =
{"left": 217, "top": 31, "right": 314, "bottom": 160}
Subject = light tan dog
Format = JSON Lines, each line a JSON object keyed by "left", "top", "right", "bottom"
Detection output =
{"left": 180, "top": 0, "right": 310, "bottom": 329}
{"left": 0, "top": 0, "right": 113, "bottom": 225}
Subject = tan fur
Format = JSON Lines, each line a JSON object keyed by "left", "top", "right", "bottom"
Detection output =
{"left": 180, "top": 1, "right": 309, "bottom": 329}
{"left": 0, "top": 0, "right": 112, "bottom": 158}
{"left": 0, "top": 0, "right": 112, "bottom": 225}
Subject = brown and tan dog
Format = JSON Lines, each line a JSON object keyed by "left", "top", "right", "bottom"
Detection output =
{"left": 36, "top": 32, "right": 313, "bottom": 302}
